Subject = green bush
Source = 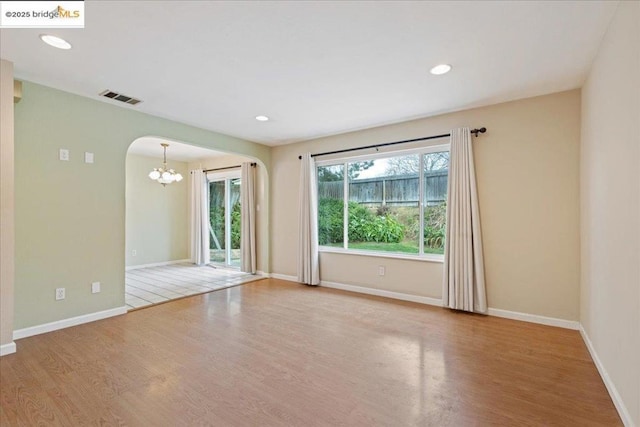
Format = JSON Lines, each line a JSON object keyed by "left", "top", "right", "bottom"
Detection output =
{"left": 361, "top": 215, "right": 404, "bottom": 243}
{"left": 231, "top": 202, "right": 241, "bottom": 248}
{"left": 318, "top": 198, "right": 345, "bottom": 244}
{"left": 318, "top": 198, "right": 404, "bottom": 244}
{"left": 209, "top": 202, "right": 241, "bottom": 249}
{"left": 210, "top": 206, "right": 225, "bottom": 249}
{"left": 347, "top": 201, "right": 374, "bottom": 242}
{"left": 424, "top": 202, "right": 447, "bottom": 250}
{"left": 393, "top": 207, "right": 420, "bottom": 241}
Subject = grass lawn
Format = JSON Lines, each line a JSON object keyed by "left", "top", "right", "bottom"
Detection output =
{"left": 325, "top": 241, "right": 444, "bottom": 255}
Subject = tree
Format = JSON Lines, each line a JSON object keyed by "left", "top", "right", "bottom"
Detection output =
{"left": 384, "top": 152, "right": 449, "bottom": 175}
{"left": 318, "top": 161, "right": 375, "bottom": 182}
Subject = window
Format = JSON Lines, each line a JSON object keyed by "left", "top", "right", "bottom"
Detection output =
{"left": 317, "top": 145, "right": 449, "bottom": 258}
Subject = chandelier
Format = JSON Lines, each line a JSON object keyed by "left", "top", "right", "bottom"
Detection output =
{"left": 148, "top": 143, "right": 183, "bottom": 186}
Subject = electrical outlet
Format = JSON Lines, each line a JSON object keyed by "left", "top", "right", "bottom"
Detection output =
{"left": 84, "top": 152, "right": 94, "bottom": 163}
{"left": 378, "top": 266, "right": 385, "bottom": 276}
{"left": 91, "top": 282, "right": 101, "bottom": 294}
{"left": 59, "top": 149, "right": 70, "bottom": 161}
{"left": 55, "top": 287, "right": 66, "bottom": 300}
{"left": 132, "top": 249, "right": 137, "bottom": 256}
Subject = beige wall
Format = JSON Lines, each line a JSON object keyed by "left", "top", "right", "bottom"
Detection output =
{"left": 188, "top": 154, "right": 270, "bottom": 273}
{"left": 580, "top": 1, "right": 640, "bottom": 425}
{"left": 13, "top": 81, "right": 270, "bottom": 331}
{"left": 272, "top": 90, "right": 581, "bottom": 321}
{"left": 125, "top": 154, "right": 189, "bottom": 267}
{"left": 0, "top": 60, "right": 15, "bottom": 349}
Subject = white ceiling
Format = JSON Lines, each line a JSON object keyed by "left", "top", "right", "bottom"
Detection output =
{"left": 0, "top": 1, "right": 618, "bottom": 146}
{"left": 128, "top": 137, "right": 226, "bottom": 162}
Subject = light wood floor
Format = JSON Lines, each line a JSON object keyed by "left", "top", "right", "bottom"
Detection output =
{"left": 125, "top": 263, "right": 260, "bottom": 310}
{"left": 0, "top": 279, "right": 621, "bottom": 426}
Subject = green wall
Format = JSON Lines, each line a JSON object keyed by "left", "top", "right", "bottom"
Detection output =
{"left": 126, "top": 154, "right": 189, "bottom": 267}
{"left": 14, "top": 81, "right": 270, "bottom": 329}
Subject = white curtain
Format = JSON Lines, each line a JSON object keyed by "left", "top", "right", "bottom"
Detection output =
{"left": 443, "top": 127, "right": 487, "bottom": 313}
{"left": 240, "top": 163, "right": 257, "bottom": 274}
{"left": 190, "top": 169, "right": 210, "bottom": 266}
{"left": 297, "top": 153, "right": 320, "bottom": 285}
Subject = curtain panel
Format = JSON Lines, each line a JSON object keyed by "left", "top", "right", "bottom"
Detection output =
{"left": 240, "top": 163, "right": 257, "bottom": 274}
{"left": 297, "top": 153, "right": 320, "bottom": 285}
{"left": 190, "top": 169, "right": 210, "bottom": 266}
{"left": 443, "top": 127, "right": 487, "bottom": 313}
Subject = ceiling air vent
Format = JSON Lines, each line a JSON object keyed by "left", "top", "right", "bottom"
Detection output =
{"left": 99, "top": 90, "right": 142, "bottom": 106}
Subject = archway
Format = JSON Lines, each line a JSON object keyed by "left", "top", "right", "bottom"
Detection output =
{"left": 124, "top": 136, "right": 269, "bottom": 310}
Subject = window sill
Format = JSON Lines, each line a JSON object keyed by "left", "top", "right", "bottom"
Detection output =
{"left": 318, "top": 247, "right": 444, "bottom": 263}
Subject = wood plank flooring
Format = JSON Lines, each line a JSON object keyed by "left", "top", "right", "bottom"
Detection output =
{"left": 0, "top": 279, "right": 621, "bottom": 426}
{"left": 125, "top": 263, "right": 260, "bottom": 310}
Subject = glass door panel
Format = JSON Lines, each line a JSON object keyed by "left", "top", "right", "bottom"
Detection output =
{"left": 229, "top": 178, "right": 242, "bottom": 267}
{"left": 208, "top": 173, "right": 242, "bottom": 268}
{"left": 209, "top": 180, "right": 226, "bottom": 264}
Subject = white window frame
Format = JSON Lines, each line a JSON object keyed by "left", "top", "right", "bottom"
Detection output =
{"left": 316, "top": 143, "right": 450, "bottom": 262}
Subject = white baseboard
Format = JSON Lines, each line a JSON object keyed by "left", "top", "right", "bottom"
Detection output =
{"left": 0, "top": 341, "right": 16, "bottom": 356}
{"left": 13, "top": 306, "right": 127, "bottom": 340}
{"left": 256, "top": 271, "right": 271, "bottom": 278}
{"left": 270, "top": 273, "right": 297, "bottom": 282}
{"left": 487, "top": 307, "right": 580, "bottom": 330}
{"left": 271, "top": 272, "right": 579, "bottom": 330}
{"left": 125, "top": 259, "right": 191, "bottom": 271}
{"left": 579, "top": 325, "right": 634, "bottom": 427}
{"left": 320, "top": 280, "right": 443, "bottom": 307}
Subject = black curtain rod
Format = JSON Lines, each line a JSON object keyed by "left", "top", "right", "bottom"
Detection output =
{"left": 204, "top": 162, "right": 256, "bottom": 173}
{"left": 191, "top": 162, "right": 256, "bottom": 173}
{"left": 298, "top": 127, "right": 486, "bottom": 159}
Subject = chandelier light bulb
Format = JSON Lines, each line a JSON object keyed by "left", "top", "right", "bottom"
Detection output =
{"left": 148, "top": 143, "right": 183, "bottom": 186}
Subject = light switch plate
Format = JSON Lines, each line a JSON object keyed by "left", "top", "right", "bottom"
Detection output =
{"left": 85, "top": 152, "right": 94, "bottom": 163}
{"left": 59, "top": 149, "right": 70, "bottom": 161}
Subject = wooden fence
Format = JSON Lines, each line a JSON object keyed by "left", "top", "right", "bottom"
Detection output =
{"left": 318, "top": 171, "right": 447, "bottom": 206}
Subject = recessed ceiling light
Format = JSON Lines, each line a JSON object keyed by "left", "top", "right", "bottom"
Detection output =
{"left": 39, "top": 34, "right": 72, "bottom": 50}
{"left": 430, "top": 64, "right": 452, "bottom": 75}
{"left": 255, "top": 115, "right": 269, "bottom": 122}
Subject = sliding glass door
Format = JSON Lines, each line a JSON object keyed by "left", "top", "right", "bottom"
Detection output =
{"left": 208, "top": 172, "right": 241, "bottom": 268}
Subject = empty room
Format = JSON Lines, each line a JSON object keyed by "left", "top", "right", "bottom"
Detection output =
{"left": 0, "top": 1, "right": 638, "bottom": 426}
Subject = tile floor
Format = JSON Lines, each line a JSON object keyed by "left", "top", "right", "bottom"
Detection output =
{"left": 125, "top": 263, "right": 262, "bottom": 310}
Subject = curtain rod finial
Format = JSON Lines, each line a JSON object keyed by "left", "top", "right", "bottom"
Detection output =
{"left": 471, "top": 127, "right": 487, "bottom": 137}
